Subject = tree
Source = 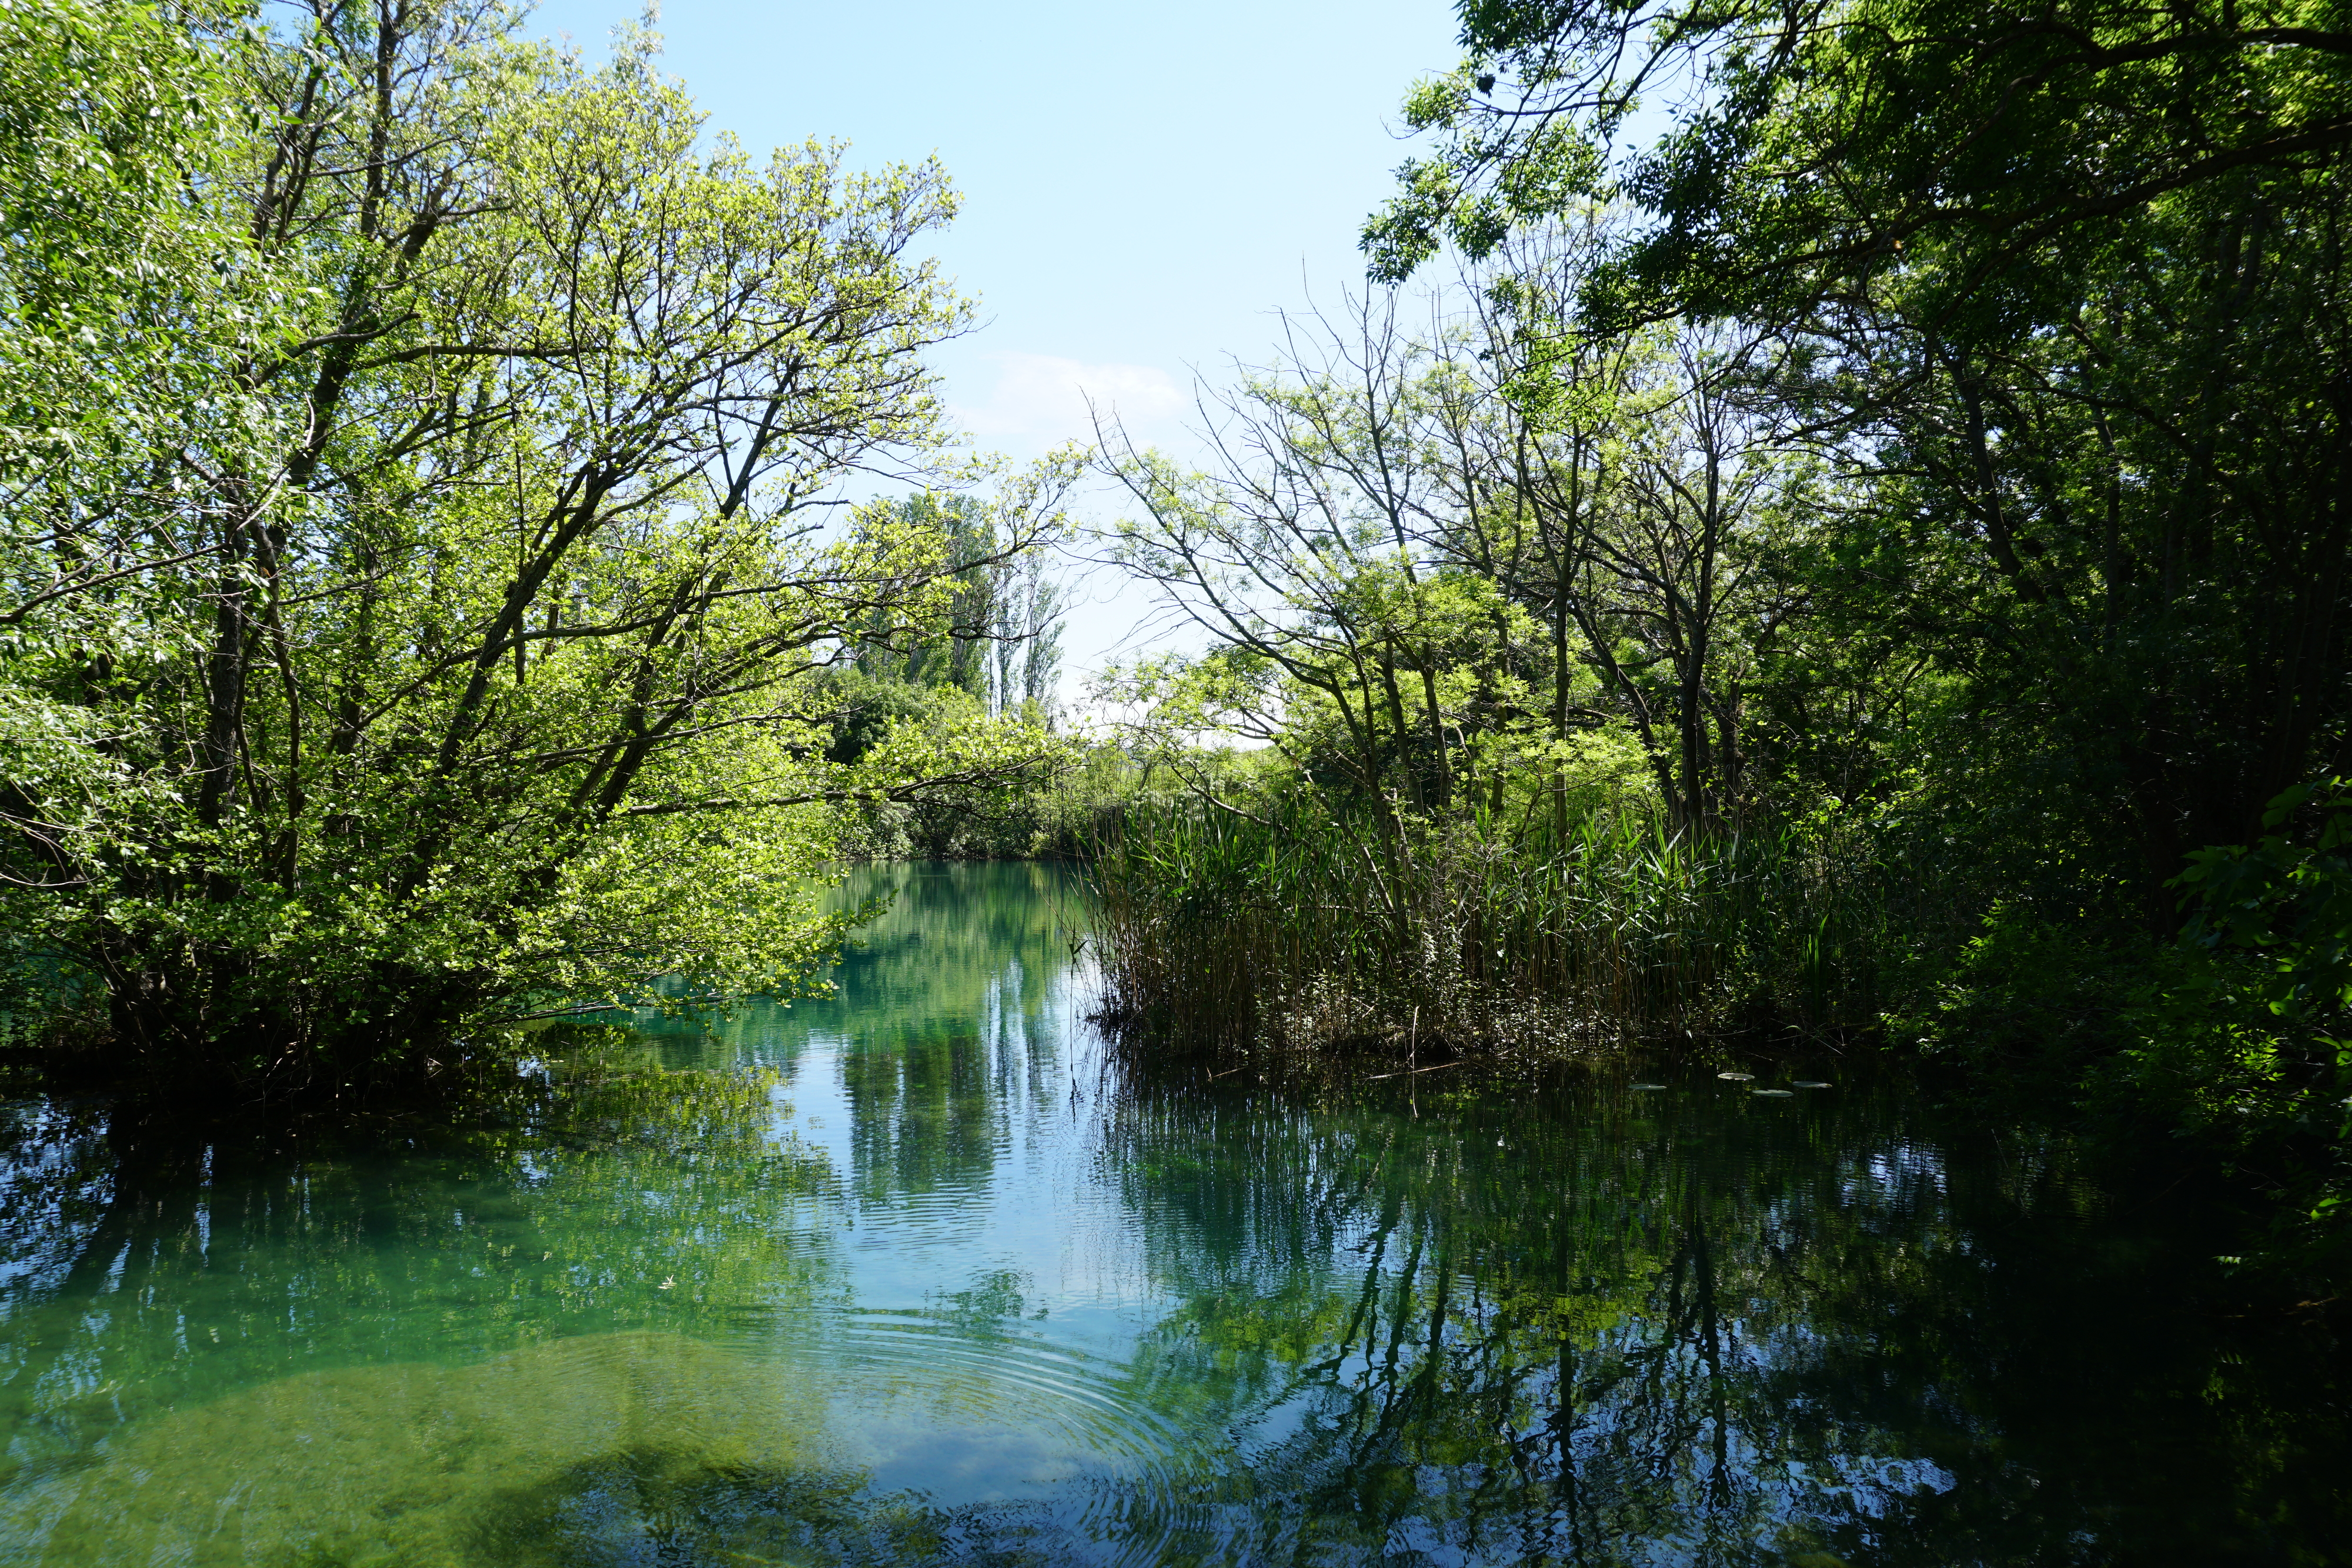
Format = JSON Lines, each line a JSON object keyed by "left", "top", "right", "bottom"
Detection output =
{"left": 1097, "top": 279, "right": 1809, "bottom": 836}
{"left": 0, "top": 1, "right": 1070, "bottom": 1096}
{"left": 1001, "top": 547, "right": 1065, "bottom": 724}
{"left": 1368, "top": 0, "right": 2352, "bottom": 904}
{"left": 1098, "top": 293, "right": 1543, "bottom": 823}
{"left": 847, "top": 489, "right": 1068, "bottom": 724}
{"left": 1449, "top": 259, "right": 1806, "bottom": 831}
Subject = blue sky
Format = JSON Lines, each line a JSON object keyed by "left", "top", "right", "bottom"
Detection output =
{"left": 527, "top": 0, "right": 1462, "bottom": 687}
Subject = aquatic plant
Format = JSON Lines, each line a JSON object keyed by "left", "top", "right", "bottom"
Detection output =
{"left": 1084, "top": 793, "right": 1930, "bottom": 1058}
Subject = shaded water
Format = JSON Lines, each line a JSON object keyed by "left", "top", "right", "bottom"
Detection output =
{"left": 0, "top": 862, "right": 2344, "bottom": 1564}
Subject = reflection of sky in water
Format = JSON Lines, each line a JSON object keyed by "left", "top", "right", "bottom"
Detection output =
{"left": 0, "top": 861, "right": 2341, "bottom": 1563}
{"left": 777, "top": 1008, "right": 1150, "bottom": 1340}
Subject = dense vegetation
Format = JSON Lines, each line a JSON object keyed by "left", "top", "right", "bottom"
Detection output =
{"left": 2, "top": 0, "right": 2346, "bottom": 1270}
{"left": 0, "top": 0, "right": 1074, "bottom": 1098}
{"left": 1085, "top": 0, "right": 2352, "bottom": 1269}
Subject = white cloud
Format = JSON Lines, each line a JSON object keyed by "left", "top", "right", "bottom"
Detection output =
{"left": 951, "top": 352, "right": 1187, "bottom": 449}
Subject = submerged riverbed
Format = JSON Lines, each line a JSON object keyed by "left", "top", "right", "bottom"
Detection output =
{"left": 1, "top": 862, "right": 2343, "bottom": 1564}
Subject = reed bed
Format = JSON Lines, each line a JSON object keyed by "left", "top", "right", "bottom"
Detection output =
{"left": 1085, "top": 796, "right": 1930, "bottom": 1058}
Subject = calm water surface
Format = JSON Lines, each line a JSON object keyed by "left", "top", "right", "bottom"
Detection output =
{"left": 0, "top": 863, "right": 2344, "bottom": 1564}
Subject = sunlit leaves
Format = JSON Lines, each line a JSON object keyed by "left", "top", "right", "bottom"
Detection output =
{"left": 0, "top": 2, "right": 1060, "bottom": 1085}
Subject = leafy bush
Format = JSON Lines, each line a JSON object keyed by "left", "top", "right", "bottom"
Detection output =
{"left": 2106, "top": 783, "right": 2352, "bottom": 1262}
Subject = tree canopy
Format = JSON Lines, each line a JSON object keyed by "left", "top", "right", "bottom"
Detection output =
{"left": 0, "top": 0, "right": 1071, "bottom": 1096}
{"left": 1365, "top": 0, "right": 2352, "bottom": 893}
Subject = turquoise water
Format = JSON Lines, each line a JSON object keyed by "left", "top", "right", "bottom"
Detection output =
{"left": 0, "top": 861, "right": 2343, "bottom": 1564}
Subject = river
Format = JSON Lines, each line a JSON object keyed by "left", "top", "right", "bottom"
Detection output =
{"left": 0, "top": 861, "right": 2341, "bottom": 1564}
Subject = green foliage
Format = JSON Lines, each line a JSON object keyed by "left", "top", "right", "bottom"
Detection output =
{"left": 0, "top": 2, "right": 1070, "bottom": 1096}
{"left": 1902, "top": 907, "right": 2149, "bottom": 1088}
{"left": 1374, "top": 0, "right": 2352, "bottom": 885}
{"left": 2174, "top": 781, "right": 2352, "bottom": 1052}
{"left": 816, "top": 484, "right": 1084, "bottom": 860}
{"left": 1348, "top": 0, "right": 2352, "bottom": 1265}
{"left": 2109, "top": 783, "right": 2352, "bottom": 1255}
{"left": 1877, "top": 781, "right": 2352, "bottom": 1263}
{"left": 822, "top": 676, "right": 1092, "bottom": 861}
{"left": 837, "top": 735, "right": 1149, "bottom": 862}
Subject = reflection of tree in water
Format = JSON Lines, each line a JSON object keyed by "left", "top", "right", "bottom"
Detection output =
{"left": 0, "top": 1061, "right": 1078, "bottom": 1567}
{"left": 807, "top": 863, "right": 1083, "bottom": 1209}
{"left": 473, "top": 1444, "right": 1059, "bottom": 1568}
{"left": 633, "top": 862, "right": 1087, "bottom": 1209}
{"left": 1092, "top": 1072, "right": 2351, "bottom": 1564}
{"left": 6, "top": 857, "right": 2346, "bottom": 1564}
{"left": 820, "top": 862, "right": 1087, "bottom": 1023}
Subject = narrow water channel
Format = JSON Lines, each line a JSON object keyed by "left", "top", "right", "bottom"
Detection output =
{"left": 1, "top": 862, "right": 2343, "bottom": 1564}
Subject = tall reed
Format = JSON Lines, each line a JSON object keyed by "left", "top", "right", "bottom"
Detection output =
{"left": 1085, "top": 795, "right": 1935, "bottom": 1057}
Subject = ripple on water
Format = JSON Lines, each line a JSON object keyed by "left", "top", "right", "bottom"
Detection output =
{"left": 830, "top": 1308, "right": 1191, "bottom": 1467}
{"left": 860, "top": 1179, "right": 1000, "bottom": 1248}
{"left": 816, "top": 1309, "right": 1220, "bottom": 1563}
